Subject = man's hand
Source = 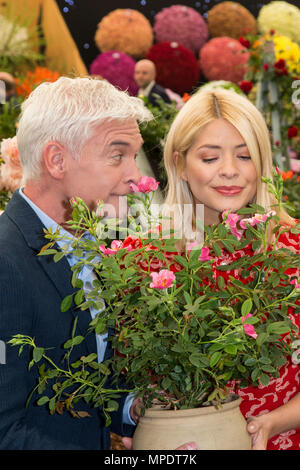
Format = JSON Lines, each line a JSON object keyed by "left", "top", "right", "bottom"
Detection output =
{"left": 129, "top": 397, "right": 143, "bottom": 424}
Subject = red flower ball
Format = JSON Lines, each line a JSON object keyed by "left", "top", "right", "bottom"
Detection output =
{"left": 287, "top": 126, "right": 299, "bottom": 139}
{"left": 146, "top": 42, "right": 200, "bottom": 94}
{"left": 239, "top": 80, "right": 253, "bottom": 94}
{"left": 263, "top": 63, "right": 270, "bottom": 71}
{"left": 199, "top": 37, "right": 249, "bottom": 84}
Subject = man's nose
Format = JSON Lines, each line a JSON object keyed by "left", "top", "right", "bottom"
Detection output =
{"left": 126, "top": 157, "right": 141, "bottom": 185}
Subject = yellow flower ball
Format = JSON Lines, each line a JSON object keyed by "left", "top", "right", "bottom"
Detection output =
{"left": 272, "top": 34, "right": 300, "bottom": 74}
{"left": 255, "top": 34, "right": 300, "bottom": 75}
{"left": 95, "top": 9, "right": 153, "bottom": 59}
{"left": 258, "top": 1, "right": 300, "bottom": 45}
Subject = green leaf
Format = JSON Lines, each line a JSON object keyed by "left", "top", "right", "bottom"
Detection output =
{"left": 105, "top": 400, "right": 119, "bottom": 412}
{"left": 244, "top": 357, "right": 256, "bottom": 367}
{"left": 212, "top": 242, "right": 222, "bottom": 257}
{"left": 221, "top": 240, "right": 235, "bottom": 253}
{"left": 217, "top": 276, "right": 225, "bottom": 289}
{"left": 74, "top": 289, "right": 85, "bottom": 306}
{"left": 267, "top": 322, "right": 291, "bottom": 335}
{"left": 259, "top": 373, "right": 270, "bottom": 386}
{"left": 33, "top": 347, "right": 44, "bottom": 363}
{"left": 241, "top": 298, "right": 253, "bottom": 317}
{"left": 251, "top": 367, "right": 260, "bottom": 382}
{"left": 61, "top": 294, "right": 73, "bottom": 312}
{"left": 162, "top": 376, "right": 172, "bottom": 390}
{"left": 189, "top": 353, "right": 209, "bottom": 367}
{"left": 63, "top": 335, "right": 84, "bottom": 349}
{"left": 174, "top": 255, "right": 188, "bottom": 269}
{"left": 53, "top": 251, "right": 66, "bottom": 263}
{"left": 209, "top": 351, "right": 222, "bottom": 367}
{"left": 256, "top": 332, "right": 268, "bottom": 346}
{"left": 224, "top": 345, "right": 237, "bottom": 355}
{"left": 37, "top": 396, "right": 49, "bottom": 406}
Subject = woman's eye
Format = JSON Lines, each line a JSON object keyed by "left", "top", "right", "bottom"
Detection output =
{"left": 202, "top": 157, "right": 218, "bottom": 163}
{"left": 238, "top": 155, "right": 251, "bottom": 160}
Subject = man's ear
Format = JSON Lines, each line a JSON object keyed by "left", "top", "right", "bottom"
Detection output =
{"left": 173, "top": 151, "right": 187, "bottom": 181}
{"left": 42, "top": 142, "right": 67, "bottom": 179}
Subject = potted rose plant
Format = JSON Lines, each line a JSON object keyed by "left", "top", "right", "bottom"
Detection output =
{"left": 10, "top": 173, "right": 300, "bottom": 449}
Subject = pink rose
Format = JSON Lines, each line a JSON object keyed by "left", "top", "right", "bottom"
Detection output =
{"left": 130, "top": 175, "right": 159, "bottom": 193}
{"left": 0, "top": 136, "right": 22, "bottom": 192}
{"left": 290, "top": 159, "right": 300, "bottom": 173}
{"left": 241, "top": 313, "right": 258, "bottom": 339}
{"left": 198, "top": 246, "right": 211, "bottom": 262}
{"left": 149, "top": 269, "right": 176, "bottom": 289}
{"left": 290, "top": 279, "right": 300, "bottom": 289}
{"left": 240, "top": 211, "right": 276, "bottom": 229}
{"left": 99, "top": 240, "right": 133, "bottom": 255}
{"left": 222, "top": 211, "right": 242, "bottom": 240}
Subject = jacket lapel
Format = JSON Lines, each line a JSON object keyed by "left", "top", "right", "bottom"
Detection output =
{"left": 5, "top": 191, "right": 97, "bottom": 355}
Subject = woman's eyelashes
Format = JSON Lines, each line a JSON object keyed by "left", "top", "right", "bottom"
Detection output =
{"left": 200, "top": 154, "right": 251, "bottom": 163}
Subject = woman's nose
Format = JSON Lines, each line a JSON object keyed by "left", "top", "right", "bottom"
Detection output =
{"left": 219, "top": 155, "right": 239, "bottom": 178}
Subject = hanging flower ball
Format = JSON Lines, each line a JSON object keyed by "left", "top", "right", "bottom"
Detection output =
{"left": 198, "top": 80, "right": 245, "bottom": 95}
{"left": 253, "top": 34, "right": 300, "bottom": 76}
{"left": 257, "top": 1, "right": 300, "bottom": 45}
{"left": 90, "top": 51, "right": 138, "bottom": 96}
{"left": 146, "top": 42, "right": 200, "bottom": 95}
{"left": 153, "top": 5, "right": 208, "bottom": 55}
{"left": 94, "top": 9, "right": 153, "bottom": 59}
{"left": 199, "top": 37, "right": 249, "bottom": 84}
{"left": 207, "top": 2, "right": 257, "bottom": 39}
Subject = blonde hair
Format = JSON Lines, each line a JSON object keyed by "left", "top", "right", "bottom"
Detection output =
{"left": 17, "top": 76, "right": 153, "bottom": 182}
{"left": 163, "top": 88, "right": 295, "bottom": 248}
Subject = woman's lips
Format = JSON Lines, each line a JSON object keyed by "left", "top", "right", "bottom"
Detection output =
{"left": 213, "top": 186, "right": 243, "bottom": 195}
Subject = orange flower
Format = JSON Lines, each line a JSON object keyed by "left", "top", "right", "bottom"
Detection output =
{"left": 281, "top": 170, "right": 294, "bottom": 180}
{"left": 182, "top": 92, "right": 191, "bottom": 102}
{"left": 16, "top": 67, "right": 60, "bottom": 97}
{"left": 297, "top": 176, "right": 300, "bottom": 182}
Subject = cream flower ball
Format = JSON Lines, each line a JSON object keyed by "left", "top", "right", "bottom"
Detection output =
{"left": 257, "top": 1, "right": 300, "bottom": 45}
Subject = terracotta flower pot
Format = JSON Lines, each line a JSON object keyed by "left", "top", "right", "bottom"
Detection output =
{"left": 132, "top": 396, "right": 251, "bottom": 450}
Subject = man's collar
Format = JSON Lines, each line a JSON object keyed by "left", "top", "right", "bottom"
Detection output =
{"left": 138, "top": 80, "right": 155, "bottom": 97}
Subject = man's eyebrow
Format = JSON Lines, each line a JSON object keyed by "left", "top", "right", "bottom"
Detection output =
{"left": 109, "top": 138, "right": 144, "bottom": 146}
{"left": 109, "top": 141, "right": 130, "bottom": 146}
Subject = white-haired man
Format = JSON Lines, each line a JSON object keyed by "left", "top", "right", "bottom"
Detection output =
{"left": 0, "top": 76, "right": 196, "bottom": 451}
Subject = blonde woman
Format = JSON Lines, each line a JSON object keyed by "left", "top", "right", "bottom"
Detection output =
{"left": 162, "top": 88, "right": 300, "bottom": 450}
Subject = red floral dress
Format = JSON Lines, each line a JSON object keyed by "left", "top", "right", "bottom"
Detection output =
{"left": 215, "top": 229, "right": 300, "bottom": 450}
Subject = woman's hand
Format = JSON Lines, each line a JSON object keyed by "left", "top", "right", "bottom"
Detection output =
{"left": 247, "top": 416, "right": 272, "bottom": 450}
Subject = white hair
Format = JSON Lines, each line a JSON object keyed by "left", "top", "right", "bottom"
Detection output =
{"left": 16, "top": 76, "right": 153, "bottom": 182}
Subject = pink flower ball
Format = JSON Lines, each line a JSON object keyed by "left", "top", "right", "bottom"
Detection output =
{"left": 153, "top": 5, "right": 208, "bottom": 54}
{"left": 147, "top": 41, "right": 200, "bottom": 95}
{"left": 90, "top": 51, "right": 138, "bottom": 96}
{"left": 199, "top": 37, "right": 250, "bottom": 84}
